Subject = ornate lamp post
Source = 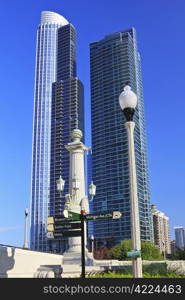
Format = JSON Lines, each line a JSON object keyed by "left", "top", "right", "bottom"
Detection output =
{"left": 119, "top": 85, "right": 143, "bottom": 278}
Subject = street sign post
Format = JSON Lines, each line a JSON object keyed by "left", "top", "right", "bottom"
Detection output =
{"left": 81, "top": 212, "right": 85, "bottom": 278}
{"left": 47, "top": 210, "right": 123, "bottom": 279}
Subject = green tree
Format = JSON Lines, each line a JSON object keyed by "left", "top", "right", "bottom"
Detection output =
{"left": 141, "top": 241, "right": 163, "bottom": 260}
{"left": 172, "top": 248, "right": 185, "bottom": 260}
{"left": 110, "top": 240, "right": 132, "bottom": 260}
{"left": 110, "top": 239, "right": 163, "bottom": 261}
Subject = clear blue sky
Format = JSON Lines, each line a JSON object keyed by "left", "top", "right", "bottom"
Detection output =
{"left": 0, "top": 0, "right": 184, "bottom": 247}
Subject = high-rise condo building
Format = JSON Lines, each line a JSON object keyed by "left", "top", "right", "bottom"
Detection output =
{"left": 174, "top": 227, "right": 185, "bottom": 250}
{"left": 30, "top": 11, "right": 84, "bottom": 252}
{"left": 151, "top": 205, "right": 171, "bottom": 254}
{"left": 49, "top": 24, "right": 84, "bottom": 253}
{"left": 90, "top": 28, "right": 153, "bottom": 248}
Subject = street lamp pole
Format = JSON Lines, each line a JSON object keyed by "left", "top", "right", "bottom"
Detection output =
{"left": 119, "top": 85, "right": 143, "bottom": 278}
{"left": 23, "top": 208, "right": 29, "bottom": 249}
{"left": 91, "top": 235, "right": 94, "bottom": 256}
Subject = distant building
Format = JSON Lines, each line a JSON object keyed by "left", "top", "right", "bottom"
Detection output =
{"left": 170, "top": 240, "right": 176, "bottom": 254}
{"left": 174, "top": 227, "right": 185, "bottom": 250}
{"left": 151, "top": 205, "right": 171, "bottom": 254}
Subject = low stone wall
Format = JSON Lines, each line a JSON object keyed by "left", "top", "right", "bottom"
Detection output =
{"left": 166, "top": 261, "right": 185, "bottom": 275}
{"left": 0, "top": 245, "right": 63, "bottom": 278}
{"left": 1, "top": 245, "right": 185, "bottom": 278}
{"left": 93, "top": 259, "right": 185, "bottom": 275}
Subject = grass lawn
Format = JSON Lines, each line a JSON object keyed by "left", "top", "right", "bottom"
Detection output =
{"left": 89, "top": 272, "right": 185, "bottom": 278}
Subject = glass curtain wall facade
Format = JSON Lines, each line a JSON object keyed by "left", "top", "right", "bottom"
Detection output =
{"left": 90, "top": 28, "right": 153, "bottom": 248}
{"left": 48, "top": 24, "right": 84, "bottom": 253}
{"left": 174, "top": 227, "right": 185, "bottom": 250}
{"left": 30, "top": 12, "right": 69, "bottom": 251}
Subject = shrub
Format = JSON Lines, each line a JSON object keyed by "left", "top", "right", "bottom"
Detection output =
{"left": 110, "top": 239, "right": 163, "bottom": 261}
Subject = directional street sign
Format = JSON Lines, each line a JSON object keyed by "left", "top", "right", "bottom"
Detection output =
{"left": 47, "top": 230, "right": 81, "bottom": 239}
{"left": 55, "top": 222, "right": 81, "bottom": 230}
{"left": 54, "top": 230, "right": 81, "bottom": 238}
{"left": 48, "top": 211, "right": 122, "bottom": 224}
{"left": 47, "top": 222, "right": 81, "bottom": 232}
{"left": 54, "top": 216, "right": 73, "bottom": 222}
{"left": 84, "top": 211, "right": 122, "bottom": 221}
{"left": 47, "top": 216, "right": 72, "bottom": 224}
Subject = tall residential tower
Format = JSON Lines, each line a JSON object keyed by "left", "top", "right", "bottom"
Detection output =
{"left": 30, "top": 11, "right": 84, "bottom": 252}
{"left": 49, "top": 24, "right": 84, "bottom": 253}
{"left": 151, "top": 205, "right": 171, "bottom": 254}
{"left": 90, "top": 28, "right": 153, "bottom": 248}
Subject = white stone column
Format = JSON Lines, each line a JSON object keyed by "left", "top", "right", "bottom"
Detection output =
{"left": 64, "top": 129, "right": 89, "bottom": 254}
{"left": 125, "top": 121, "right": 142, "bottom": 278}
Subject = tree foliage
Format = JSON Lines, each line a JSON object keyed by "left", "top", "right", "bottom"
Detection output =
{"left": 110, "top": 239, "right": 163, "bottom": 261}
{"left": 172, "top": 248, "right": 185, "bottom": 260}
{"left": 110, "top": 239, "right": 132, "bottom": 260}
{"left": 141, "top": 241, "right": 163, "bottom": 260}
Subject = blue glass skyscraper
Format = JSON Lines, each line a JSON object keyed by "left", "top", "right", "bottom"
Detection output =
{"left": 48, "top": 24, "right": 84, "bottom": 253}
{"left": 174, "top": 227, "right": 185, "bottom": 250}
{"left": 90, "top": 28, "right": 153, "bottom": 248}
{"left": 30, "top": 12, "right": 84, "bottom": 252}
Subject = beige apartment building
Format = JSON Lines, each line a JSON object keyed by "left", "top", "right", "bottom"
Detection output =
{"left": 151, "top": 205, "right": 171, "bottom": 255}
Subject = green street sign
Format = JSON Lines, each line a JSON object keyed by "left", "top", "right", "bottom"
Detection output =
{"left": 127, "top": 250, "right": 141, "bottom": 258}
{"left": 68, "top": 211, "right": 81, "bottom": 221}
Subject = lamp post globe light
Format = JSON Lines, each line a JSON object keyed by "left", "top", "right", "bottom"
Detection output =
{"left": 23, "top": 208, "right": 29, "bottom": 249}
{"left": 56, "top": 176, "right": 65, "bottom": 193}
{"left": 119, "top": 85, "right": 143, "bottom": 278}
